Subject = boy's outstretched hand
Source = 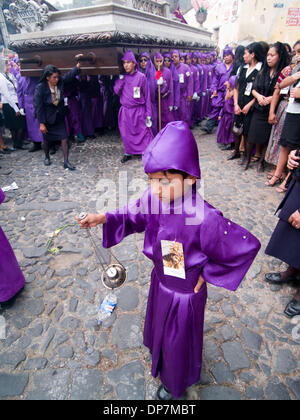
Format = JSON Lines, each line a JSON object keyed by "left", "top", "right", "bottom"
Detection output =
{"left": 75, "top": 213, "right": 106, "bottom": 229}
{"left": 194, "top": 274, "right": 205, "bottom": 293}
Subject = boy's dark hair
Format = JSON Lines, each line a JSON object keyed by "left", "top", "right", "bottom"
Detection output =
{"left": 164, "top": 169, "right": 190, "bottom": 179}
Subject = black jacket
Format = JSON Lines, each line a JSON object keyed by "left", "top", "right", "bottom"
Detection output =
{"left": 34, "top": 67, "right": 80, "bottom": 125}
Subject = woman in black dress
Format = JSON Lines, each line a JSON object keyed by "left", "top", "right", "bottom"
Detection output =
{"left": 228, "top": 42, "right": 265, "bottom": 162}
{"left": 34, "top": 61, "right": 81, "bottom": 170}
{"left": 244, "top": 42, "right": 289, "bottom": 172}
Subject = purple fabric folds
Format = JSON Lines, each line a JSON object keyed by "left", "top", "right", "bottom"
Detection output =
{"left": 0, "top": 188, "right": 25, "bottom": 302}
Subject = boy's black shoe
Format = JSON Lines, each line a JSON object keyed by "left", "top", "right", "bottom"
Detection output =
{"left": 157, "top": 385, "right": 173, "bottom": 400}
{"left": 44, "top": 157, "right": 51, "bottom": 166}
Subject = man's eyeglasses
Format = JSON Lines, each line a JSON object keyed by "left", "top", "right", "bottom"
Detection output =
{"left": 164, "top": 59, "right": 171, "bottom": 62}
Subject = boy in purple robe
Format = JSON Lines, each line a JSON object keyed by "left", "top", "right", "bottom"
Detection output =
{"left": 217, "top": 76, "right": 236, "bottom": 149}
{"left": 0, "top": 188, "right": 25, "bottom": 307}
{"left": 153, "top": 52, "right": 174, "bottom": 129}
{"left": 164, "top": 53, "right": 180, "bottom": 118}
{"left": 171, "top": 50, "right": 193, "bottom": 124}
{"left": 203, "top": 46, "right": 234, "bottom": 134}
{"left": 76, "top": 121, "right": 261, "bottom": 399}
{"left": 114, "top": 50, "right": 154, "bottom": 163}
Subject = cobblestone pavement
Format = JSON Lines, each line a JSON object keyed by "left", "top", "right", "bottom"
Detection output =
{"left": 0, "top": 126, "right": 300, "bottom": 401}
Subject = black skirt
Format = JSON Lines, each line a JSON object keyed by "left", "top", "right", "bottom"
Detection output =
{"left": 247, "top": 109, "right": 273, "bottom": 145}
{"left": 265, "top": 180, "right": 300, "bottom": 270}
{"left": 43, "top": 112, "right": 67, "bottom": 142}
{"left": 2, "top": 103, "right": 26, "bottom": 131}
{"left": 279, "top": 113, "right": 300, "bottom": 150}
{"left": 233, "top": 110, "right": 254, "bottom": 136}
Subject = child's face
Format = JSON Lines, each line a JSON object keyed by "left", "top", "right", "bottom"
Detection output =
{"left": 148, "top": 171, "right": 195, "bottom": 203}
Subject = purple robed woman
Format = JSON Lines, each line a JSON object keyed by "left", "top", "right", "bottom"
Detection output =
{"left": 100, "top": 121, "right": 261, "bottom": 398}
{"left": 0, "top": 188, "right": 25, "bottom": 303}
{"left": 114, "top": 50, "right": 153, "bottom": 158}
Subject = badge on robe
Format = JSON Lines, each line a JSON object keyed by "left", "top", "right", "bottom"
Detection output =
{"left": 161, "top": 240, "right": 186, "bottom": 279}
{"left": 179, "top": 73, "right": 184, "bottom": 84}
{"left": 133, "top": 87, "right": 141, "bottom": 99}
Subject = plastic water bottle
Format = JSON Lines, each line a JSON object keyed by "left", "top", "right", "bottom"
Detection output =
{"left": 97, "top": 292, "right": 117, "bottom": 325}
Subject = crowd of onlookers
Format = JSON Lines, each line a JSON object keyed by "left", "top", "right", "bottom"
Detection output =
{"left": 0, "top": 39, "right": 299, "bottom": 176}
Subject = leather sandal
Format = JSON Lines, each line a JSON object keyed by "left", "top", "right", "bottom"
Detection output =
{"left": 265, "top": 175, "right": 281, "bottom": 187}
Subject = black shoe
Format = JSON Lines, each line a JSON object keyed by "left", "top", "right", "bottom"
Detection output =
{"left": 121, "top": 155, "right": 132, "bottom": 163}
{"left": 264, "top": 272, "right": 299, "bottom": 285}
{"left": 44, "top": 157, "right": 51, "bottom": 166}
{"left": 284, "top": 299, "right": 300, "bottom": 318}
{"left": 50, "top": 147, "right": 57, "bottom": 155}
{"left": 29, "top": 143, "right": 42, "bottom": 153}
{"left": 157, "top": 385, "right": 173, "bottom": 401}
{"left": 227, "top": 152, "right": 240, "bottom": 160}
{"left": 64, "top": 161, "right": 76, "bottom": 170}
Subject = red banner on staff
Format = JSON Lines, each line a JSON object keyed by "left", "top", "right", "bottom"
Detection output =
{"left": 286, "top": 8, "right": 300, "bottom": 26}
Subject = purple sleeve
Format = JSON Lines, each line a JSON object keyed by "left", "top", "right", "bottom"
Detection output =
{"left": 113, "top": 77, "right": 125, "bottom": 96}
{"left": 0, "top": 188, "right": 5, "bottom": 205}
{"left": 200, "top": 207, "right": 261, "bottom": 291}
{"left": 102, "top": 191, "right": 149, "bottom": 248}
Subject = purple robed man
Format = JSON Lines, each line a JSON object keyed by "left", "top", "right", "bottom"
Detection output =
{"left": 164, "top": 53, "right": 180, "bottom": 118}
{"left": 204, "top": 46, "right": 234, "bottom": 134}
{"left": 138, "top": 52, "right": 158, "bottom": 136}
{"left": 171, "top": 50, "right": 193, "bottom": 124}
{"left": 101, "top": 121, "right": 261, "bottom": 398}
{"left": 17, "top": 76, "right": 43, "bottom": 150}
{"left": 64, "top": 78, "right": 85, "bottom": 141}
{"left": 217, "top": 76, "right": 236, "bottom": 145}
{"left": 154, "top": 52, "right": 174, "bottom": 130}
{"left": 114, "top": 50, "right": 154, "bottom": 159}
{"left": 0, "top": 188, "right": 25, "bottom": 303}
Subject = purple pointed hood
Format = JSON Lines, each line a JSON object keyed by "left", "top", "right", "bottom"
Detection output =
{"left": 143, "top": 121, "right": 201, "bottom": 178}
{"left": 122, "top": 50, "right": 137, "bottom": 65}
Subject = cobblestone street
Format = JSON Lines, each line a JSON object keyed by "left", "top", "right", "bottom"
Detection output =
{"left": 0, "top": 126, "right": 300, "bottom": 400}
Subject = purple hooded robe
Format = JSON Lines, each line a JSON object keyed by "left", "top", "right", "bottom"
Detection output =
{"left": 172, "top": 51, "right": 193, "bottom": 124}
{"left": 138, "top": 52, "right": 158, "bottom": 136}
{"left": 217, "top": 76, "right": 236, "bottom": 145}
{"left": 154, "top": 52, "right": 174, "bottom": 130}
{"left": 114, "top": 51, "right": 154, "bottom": 155}
{"left": 17, "top": 76, "right": 43, "bottom": 143}
{"left": 209, "top": 47, "right": 234, "bottom": 121}
{"left": 101, "top": 121, "right": 261, "bottom": 398}
{"left": 0, "top": 188, "right": 25, "bottom": 302}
